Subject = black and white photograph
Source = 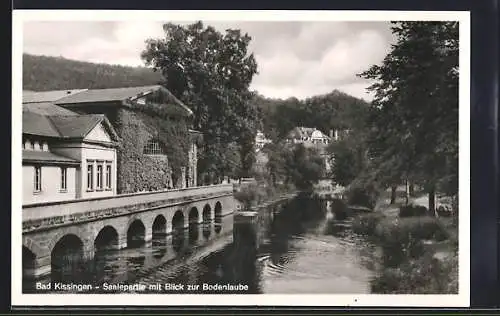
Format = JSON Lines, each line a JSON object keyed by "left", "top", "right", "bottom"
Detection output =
{"left": 13, "top": 10, "right": 470, "bottom": 307}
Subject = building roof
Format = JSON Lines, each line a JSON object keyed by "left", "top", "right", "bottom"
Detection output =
{"left": 23, "top": 89, "right": 88, "bottom": 103}
{"left": 55, "top": 85, "right": 160, "bottom": 104}
{"left": 22, "top": 111, "right": 61, "bottom": 138}
{"left": 23, "top": 102, "right": 78, "bottom": 116}
{"left": 54, "top": 85, "right": 194, "bottom": 117}
{"left": 24, "top": 85, "right": 193, "bottom": 118}
{"left": 48, "top": 114, "right": 107, "bottom": 139}
{"left": 22, "top": 150, "right": 80, "bottom": 165}
{"left": 23, "top": 111, "right": 119, "bottom": 141}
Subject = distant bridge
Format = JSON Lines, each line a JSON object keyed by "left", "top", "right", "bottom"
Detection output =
{"left": 315, "top": 185, "right": 345, "bottom": 200}
{"left": 22, "top": 184, "right": 240, "bottom": 278}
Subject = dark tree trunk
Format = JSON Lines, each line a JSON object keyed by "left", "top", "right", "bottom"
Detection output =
{"left": 390, "top": 185, "right": 397, "bottom": 204}
{"left": 428, "top": 187, "right": 436, "bottom": 216}
{"left": 404, "top": 179, "right": 409, "bottom": 205}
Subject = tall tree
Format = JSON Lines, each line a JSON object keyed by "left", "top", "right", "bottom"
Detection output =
{"left": 141, "top": 21, "right": 259, "bottom": 179}
{"left": 285, "top": 144, "right": 325, "bottom": 191}
{"left": 358, "top": 21, "right": 459, "bottom": 213}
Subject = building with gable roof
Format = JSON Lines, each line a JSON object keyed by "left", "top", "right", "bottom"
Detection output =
{"left": 22, "top": 85, "right": 201, "bottom": 204}
{"left": 22, "top": 109, "right": 120, "bottom": 204}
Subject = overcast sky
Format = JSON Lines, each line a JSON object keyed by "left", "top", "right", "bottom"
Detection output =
{"left": 23, "top": 21, "right": 395, "bottom": 101}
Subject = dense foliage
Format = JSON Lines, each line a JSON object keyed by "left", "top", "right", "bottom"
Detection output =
{"left": 357, "top": 22, "right": 459, "bottom": 211}
{"left": 351, "top": 210, "right": 457, "bottom": 294}
{"left": 136, "top": 112, "right": 191, "bottom": 185}
{"left": 252, "top": 90, "right": 370, "bottom": 141}
{"left": 284, "top": 144, "right": 325, "bottom": 191}
{"left": 113, "top": 109, "right": 180, "bottom": 193}
{"left": 23, "top": 54, "right": 163, "bottom": 91}
{"left": 141, "top": 21, "right": 260, "bottom": 179}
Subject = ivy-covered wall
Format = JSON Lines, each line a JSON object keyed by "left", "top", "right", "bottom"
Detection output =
{"left": 65, "top": 99, "right": 199, "bottom": 194}
{"left": 114, "top": 108, "right": 168, "bottom": 193}
{"left": 114, "top": 107, "right": 195, "bottom": 194}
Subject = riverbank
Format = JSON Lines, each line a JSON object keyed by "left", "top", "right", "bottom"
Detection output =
{"left": 349, "top": 189, "right": 458, "bottom": 294}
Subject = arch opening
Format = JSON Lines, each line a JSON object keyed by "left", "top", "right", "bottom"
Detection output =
{"left": 172, "top": 210, "right": 185, "bottom": 232}
{"left": 214, "top": 201, "right": 222, "bottom": 234}
{"left": 127, "top": 219, "right": 146, "bottom": 248}
{"left": 188, "top": 207, "right": 199, "bottom": 244}
{"left": 172, "top": 210, "right": 185, "bottom": 251}
{"left": 202, "top": 204, "right": 212, "bottom": 240}
{"left": 202, "top": 204, "right": 211, "bottom": 223}
{"left": 152, "top": 215, "right": 168, "bottom": 253}
{"left": 94, "top": 226, "right": 119, "bottom": 252}
{"left": 23, "top": 246, "right": 36, "bottom": 278}
{"left": 152, "top": 215, "right": 167, "bottom": 239}
{"left": 51, "top": 234, "right": 85, "bottom": 282}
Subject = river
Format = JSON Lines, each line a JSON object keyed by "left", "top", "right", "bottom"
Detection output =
{"left": 23, "top": 196, "right": 379, "bottom": 294}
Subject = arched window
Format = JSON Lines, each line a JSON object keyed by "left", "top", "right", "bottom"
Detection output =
{"left": 143, "top": 138, "right": 165, "bottom": 155}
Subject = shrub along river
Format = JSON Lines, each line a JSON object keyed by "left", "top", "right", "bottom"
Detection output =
{"left": 24, "top": 195, "right": 381, "bottom": 294}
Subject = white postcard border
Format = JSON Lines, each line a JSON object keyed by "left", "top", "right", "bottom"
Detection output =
{"left": 12, "top": 10, "right": 471, "bottom": 307}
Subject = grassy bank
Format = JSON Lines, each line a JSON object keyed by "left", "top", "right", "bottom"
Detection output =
{"left": 351, "top": 199, "right": 458, "bottom": 294}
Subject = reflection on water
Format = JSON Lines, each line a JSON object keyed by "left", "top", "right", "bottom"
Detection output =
{"left": 135, "top": 196, "right": 377, "bottom": 294}
{"left": 24, "top": 196, "right": 377, "bottom": 294}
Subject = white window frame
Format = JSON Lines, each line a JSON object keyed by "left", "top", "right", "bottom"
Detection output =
{"left": 34, "top": 166, "right": 42, "bottom": 193}
{"left": 60, "top": 167, "right": 67, "bottom": 192}
{"left": 105, "top": 162, "right": 112, "bottom": 190}
{"left": 87, "top": 161, "right": 94, "bottom": 191}
{"left": 143, "top": 138, "right": 165, "bottom": 155}
{"left": 96, "top": 162, "right": 104, "bottom": 190}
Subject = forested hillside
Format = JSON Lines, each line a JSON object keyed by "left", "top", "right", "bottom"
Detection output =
{"left": 23, "top": 54, "right": 164, "bottom": 91}
{"left": 252, "top": 90, "right": 370, "bottom": 141}
{"left": 23, "top": 53, "right": 370, "bottom": 143}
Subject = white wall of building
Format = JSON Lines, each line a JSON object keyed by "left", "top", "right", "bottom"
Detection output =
{"left": 85, "top": 123, "right": 113, "bottom": 143}
{"left": 39, "top": 122, "right": 118, "bottom": 200}
{"left": 81, "top": 145, "right": 117, "bottom": 199}
{"left": 23, "top": 165, "right": 77, "bottom": 205}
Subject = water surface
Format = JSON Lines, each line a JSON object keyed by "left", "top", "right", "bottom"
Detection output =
{"left": 24, "top": 197, "right": 377, "bottom": 294}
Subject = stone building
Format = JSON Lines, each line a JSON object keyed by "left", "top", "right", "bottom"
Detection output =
{"left": 22, "top": 85, "right": 201, "bottom": 199}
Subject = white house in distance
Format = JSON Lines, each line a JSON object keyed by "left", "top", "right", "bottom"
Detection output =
{"left": 22, "top": 92, "right": 120, "bottom": 205}
{"left": 284, "top": 126, "right": 334, "bottom": 173}
{"left": 255, "top": 130, "right": 272, "bottom": 152}
{"left": 285, "top": 127, "right": 332, "bottom": 146}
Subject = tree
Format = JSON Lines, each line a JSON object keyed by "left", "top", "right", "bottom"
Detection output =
{"left": 328, "top": 138, "right": 361, "bottom": 187}
{"left": 285, "top": 144, "right": 325, "bottom": 191}
{"left": 262, "top": 143, "right": 288, "bottom": 185}
{"left": 358, "top": 21, "right": 459, "bottom": 213}
{"left": 141, "top": 21, "right": 259, "bottom": 180}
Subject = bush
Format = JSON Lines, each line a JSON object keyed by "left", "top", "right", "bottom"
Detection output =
{"left": 352, "top": 213, "right": 384, "bottom": 236}
{"left": 234, "top": 183, "right": 264, "bottom": 209}
{"left": 371, "top": 252, "right": 458, "bottom": 294}
{"left": 378, "top": 216, "right": 448, "bottom": 241}
{"left": 330, "top": 199, "right": 349, "bottom": 220}
{"left": 345, "top": 186, "right": 379, "bottom": 209}
{"left": 399, "top": 204, "right": 429, "bottom": 217}
{"left": 234, "top": 180, "right": 296, "bottom": 210}
{"left": 374, "top": 216, "right": 448, "bottom": 267}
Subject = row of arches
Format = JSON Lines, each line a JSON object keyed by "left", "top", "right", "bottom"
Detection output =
{"left": 23, "top": 202, "right": 224, "bottom": 281}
